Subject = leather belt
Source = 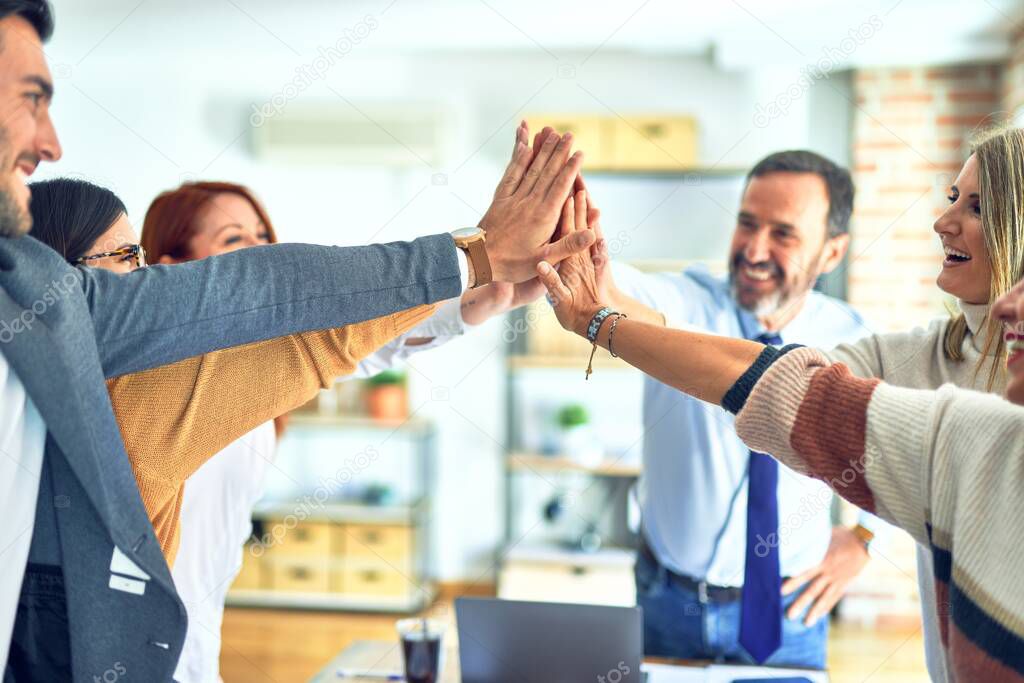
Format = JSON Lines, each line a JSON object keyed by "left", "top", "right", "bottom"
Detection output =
{"left": 639, "top": 541, "right": 743, "bottom": 603}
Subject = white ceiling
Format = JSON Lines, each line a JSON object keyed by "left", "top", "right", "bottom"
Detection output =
{"left": 50, "top": 0, "right": 1023, "bottom": 70}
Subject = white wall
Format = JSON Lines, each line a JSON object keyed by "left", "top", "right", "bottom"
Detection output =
{"left": 38, "top": 12, "right": 853, "bottom": 579}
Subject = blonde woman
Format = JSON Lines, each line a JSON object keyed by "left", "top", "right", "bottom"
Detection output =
{"left": 569, "top": 125, "right": 1024, "bottom": 681}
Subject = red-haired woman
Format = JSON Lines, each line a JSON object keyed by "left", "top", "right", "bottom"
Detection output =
{"left": 141, "top": 181, "right": 532, "bottom": 683}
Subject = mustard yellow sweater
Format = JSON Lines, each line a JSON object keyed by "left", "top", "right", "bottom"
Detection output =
{"left": 106, "top": 305, "right": 435, "bottom": 566}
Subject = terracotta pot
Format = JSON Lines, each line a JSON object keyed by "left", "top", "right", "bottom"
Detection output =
{"left": 366, "top": 385, "right": 407, "bottom": 421}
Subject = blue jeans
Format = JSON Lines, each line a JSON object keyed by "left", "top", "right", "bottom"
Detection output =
{"left": 635, "top": 550, "right": 828, "bottom": 669}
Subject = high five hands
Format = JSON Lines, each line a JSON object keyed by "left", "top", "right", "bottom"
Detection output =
{"left": 479, "top": 122, "right": 596, "bottom": 284}
{"left": 535, "top": 188, "right": 608, "bottom": 337}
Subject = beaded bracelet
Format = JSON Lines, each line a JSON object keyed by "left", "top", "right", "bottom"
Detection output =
{"left": 584, "top": 307, "right": 617, "bottom": 380}
{"left": 586, "top": 307, "right": 613, "bottom": 343}
{"left": 608, "top": 313, "right": 628, "bottom": 358}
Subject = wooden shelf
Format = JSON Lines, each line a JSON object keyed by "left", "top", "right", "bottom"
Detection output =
{"left": 586, "top": 166, "right": 747, "bottom": 179}
{"left": 507, "top": 354, "right": 633, "bottom": 371}
{"left": 225, "top": 585, "right": 435, "bottom": 613}
{"left": 252, "top": 500, "right": 425, "bottom": 524}
{"left": 507, "top": 452, "right": 641, "bottom": 477}
{"left": 286, "top": 413, "right": 433, "bottom": 433}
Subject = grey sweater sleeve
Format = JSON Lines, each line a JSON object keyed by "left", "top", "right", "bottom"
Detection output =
{"left": 76, "top": 235, "right": 462, "bottom": 378}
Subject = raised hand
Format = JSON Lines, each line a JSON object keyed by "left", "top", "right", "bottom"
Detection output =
{"left": 478, "top": 122, "right": 595, "bottom": 284}
{"left": 536, "top": 190, "right": 605, "bottom": 337}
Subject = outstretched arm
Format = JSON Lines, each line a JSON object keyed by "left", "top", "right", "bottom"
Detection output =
{"left": 106, "top": 305, "right": 437, "bottom": 485}
{"left": 74, "top": 121, "right": 594, "bottom": 379}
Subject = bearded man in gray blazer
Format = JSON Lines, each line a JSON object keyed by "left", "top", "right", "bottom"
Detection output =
{"left": 0, "top": 2, "right": 592, "bottom": 680}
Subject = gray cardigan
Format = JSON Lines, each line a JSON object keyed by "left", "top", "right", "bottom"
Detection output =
{"left": 0, "top": 233, "right": 461, "bottom": 681}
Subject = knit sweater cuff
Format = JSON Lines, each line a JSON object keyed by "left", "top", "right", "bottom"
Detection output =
{"left": 390, "top": 304, "right": 438, "bottom": 337}
{"left": 721, "top": 343, "right": 803, "bottom": 414}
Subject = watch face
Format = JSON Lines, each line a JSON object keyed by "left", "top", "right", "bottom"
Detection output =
{"left": 451, "top": 227, "right": 483, "bottom": 240}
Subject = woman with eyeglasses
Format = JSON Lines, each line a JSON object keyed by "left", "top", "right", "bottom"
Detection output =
{"left": 28, "top": 178, "right": 147, "bottom": 271}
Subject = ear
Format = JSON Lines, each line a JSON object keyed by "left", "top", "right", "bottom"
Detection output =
{"left": 157, "top": 254, "right": 179, "bottom": 265}
{"left": 819, "top": 234, "right": 850, "bottom": 274}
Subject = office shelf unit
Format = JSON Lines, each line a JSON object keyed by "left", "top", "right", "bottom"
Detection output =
{"left": 500, "top": 294, "right": 644, "bottom": 606}
{"left": 498, "top": 158, "right": 746, "bottom": 605}
{"left": 227, "top": 414, "right": 437, "bottom": 613}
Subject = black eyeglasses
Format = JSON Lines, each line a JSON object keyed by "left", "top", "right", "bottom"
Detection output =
{"left": 76, "top": 244, "right": 147, "bottom": 269}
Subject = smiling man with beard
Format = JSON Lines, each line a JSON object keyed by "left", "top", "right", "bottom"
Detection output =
{"left": 591, "top": 150, "right": 885, "bottom": 668}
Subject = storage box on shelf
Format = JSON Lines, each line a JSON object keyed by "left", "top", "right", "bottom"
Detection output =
{"left": 229, "top": 502, "right": 429, "bottom": 611}
{"left": 227, "top": 412, "right": 436, "bottom": 613}
{"left": 526, "top": 113, "right": 699, "bottom": 172}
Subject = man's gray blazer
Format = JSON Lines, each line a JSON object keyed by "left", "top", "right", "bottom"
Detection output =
{"left": 0, "top": 233, "right": 461, "bottom": 682}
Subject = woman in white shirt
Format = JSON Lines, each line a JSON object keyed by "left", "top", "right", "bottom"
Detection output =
{"left": 140, "top": 179, "right": 537, "bottom": 683}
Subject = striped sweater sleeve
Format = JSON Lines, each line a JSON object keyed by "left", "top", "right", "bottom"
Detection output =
{"left": 729, "top": 346, "right": 1024, "bottom": 679}
{"left": 728, "top": 347, "right": 886, "bottom": 525}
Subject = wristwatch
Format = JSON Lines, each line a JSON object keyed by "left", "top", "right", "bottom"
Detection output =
{"left": 452, "top": 227, "right": 492, "bottom": 289}
{"left": 851, "top": 524, "right": 875, "bottom": 554}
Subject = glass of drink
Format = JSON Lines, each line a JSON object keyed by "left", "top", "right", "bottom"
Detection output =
{"left": 396, "top": 618, "right": 445, "bottom": 683}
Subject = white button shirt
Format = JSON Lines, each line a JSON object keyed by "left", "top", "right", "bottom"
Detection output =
{"left": 0, "top": 352, "right": 47, "bottom": 668}
{"left": 613, "top": 262, "right": 880, "bottom": 586}
{"left": 172, "top": 297, "right": 467, "bottom": 683}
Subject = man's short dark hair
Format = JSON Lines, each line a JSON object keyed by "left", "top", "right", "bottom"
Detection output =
{"left": 746, "top": 150, "right": 854, "bottom": 238}
{"left": 0, "top": 0, "right": 53, "bottom": 42}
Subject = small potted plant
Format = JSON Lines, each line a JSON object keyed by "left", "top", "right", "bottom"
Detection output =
{"left": 365, "top": 370, "right": 407, "bottom": 421}
{"left": 556, "top": 403, "right": 602, "bottom": 466}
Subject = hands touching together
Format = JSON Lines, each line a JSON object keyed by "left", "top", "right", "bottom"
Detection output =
{"left": 478, "top": 122, "right": 595, "bottom": 285}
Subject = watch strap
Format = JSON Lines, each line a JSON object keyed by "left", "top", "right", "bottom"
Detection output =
{"left": 464, "top": 237, "right": 491, "bottom": 288}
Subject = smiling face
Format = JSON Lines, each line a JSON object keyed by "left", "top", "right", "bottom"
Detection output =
{"left": 934, "top": 155, "right": 992, "bottom": 304}
{"left": 728, "top": 171, "right": 849, "bottom": 330}
{"left": 179, "top": 192, "right": 272, "bottom": 261}
{"left": 0, "top": 15, "right": 61, "bottom": 236}
{"left": 992, "top": 278, "right": 1024, "bottom": 405}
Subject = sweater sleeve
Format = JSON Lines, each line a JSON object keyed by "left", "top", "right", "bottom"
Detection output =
{"left": 105, "top": 305, "right": 436, "bottom": 486}
{"left": 732, "top": 346, "right": 1024, "bottom": 551}
{"left": 732, "top": 347, "right": 885, "bottom": 518}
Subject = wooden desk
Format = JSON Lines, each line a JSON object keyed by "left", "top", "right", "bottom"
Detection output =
{"left": 310, "top": 640, "right": 459, "bottom": 682}
{"left": 309, "top": 640, "right": 830, "bottom": 682}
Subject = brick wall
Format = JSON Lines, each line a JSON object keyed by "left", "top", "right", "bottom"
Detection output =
{"left": 846, "top": 65, "right": 1003, "bottom": 332}
{"left": 1005, "top": 25, "right": 1024, "bottom": 121}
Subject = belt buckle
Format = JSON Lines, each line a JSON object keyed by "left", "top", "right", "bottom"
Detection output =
{"left": 697, "top": 580, "right": 709, "bottom": 604}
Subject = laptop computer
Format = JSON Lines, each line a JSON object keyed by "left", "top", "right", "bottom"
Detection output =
{"left": 455, "top": 597, "right": 644, "bottom": 683}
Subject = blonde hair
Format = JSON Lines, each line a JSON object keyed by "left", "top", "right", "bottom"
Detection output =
{"left": 943, "top": 125, "right": 1024, "bottom": 390}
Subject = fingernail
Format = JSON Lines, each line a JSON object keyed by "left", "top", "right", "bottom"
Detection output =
{"left": 564, "top": 132, "right": 573, "bottom": 143}
{"left": 538, "top": 262, "right": 551, "bottom": 274}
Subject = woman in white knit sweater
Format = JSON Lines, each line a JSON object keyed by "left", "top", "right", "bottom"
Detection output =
{"left": 538, "top": 127, "right": 1024, "bottom": 679}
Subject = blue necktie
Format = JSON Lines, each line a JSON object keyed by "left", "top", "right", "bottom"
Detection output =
{"left": 739, "top": 332, "right": 784, "bottom": 664}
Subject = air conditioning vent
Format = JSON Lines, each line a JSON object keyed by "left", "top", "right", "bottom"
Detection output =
{"left": 251, "top": 103, "right": 446, "bottom": 166}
